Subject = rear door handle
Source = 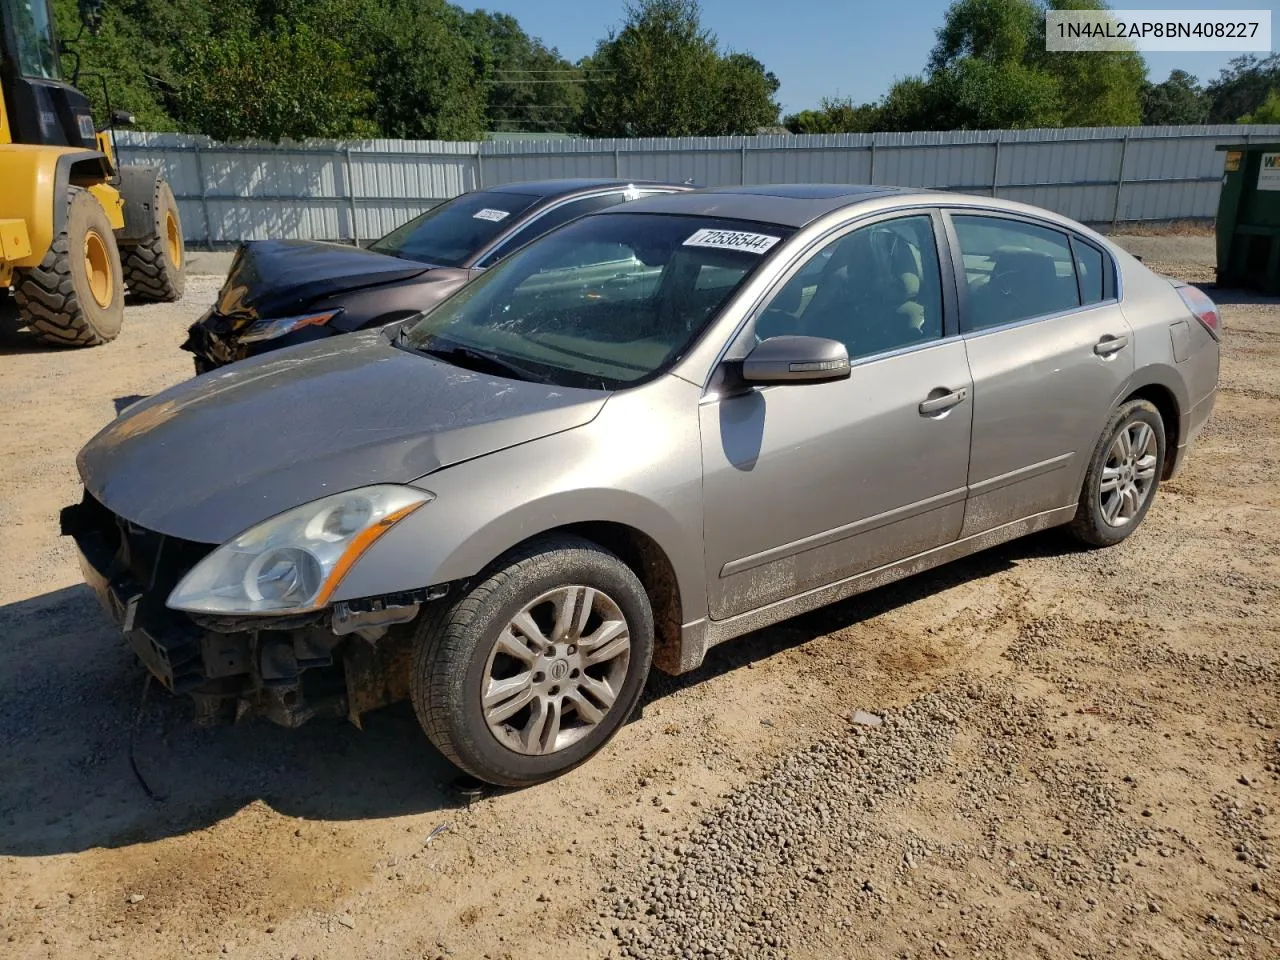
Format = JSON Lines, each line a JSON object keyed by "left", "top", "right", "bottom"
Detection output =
{"left": 918, "top": 387, "right": 968, "bottom": 416}
{"left": 1094, "top": 334, "right": 1129, "bottom": 356}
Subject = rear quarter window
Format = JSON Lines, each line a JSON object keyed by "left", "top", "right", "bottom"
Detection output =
{"left": 1072, "top": 241, "right": 1106, "bottom": 305}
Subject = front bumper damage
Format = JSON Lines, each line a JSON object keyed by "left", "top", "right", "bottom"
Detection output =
{"left": 61, "top": 492, "right": 441, "bottom": 728}
{"left": 181, "top": 308, "right": 248, "bottom": 373}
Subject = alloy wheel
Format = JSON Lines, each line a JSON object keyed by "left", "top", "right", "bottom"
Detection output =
{"left": 1099, "top": 420, "right": 1158, "bottom": 526}
{"left": 481, "top": 585, "right": 632, "bottom": 755}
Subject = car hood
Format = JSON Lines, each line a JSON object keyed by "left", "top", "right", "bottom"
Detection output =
{"left": 215, "top": 240, "right": 439, "bottom": 322}
{"left": 78, "top": 331, "right": 607, "bottom": 543}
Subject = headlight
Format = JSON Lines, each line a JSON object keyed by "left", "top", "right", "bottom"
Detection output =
{"left": 167, "top": 485, "right": 431, "bottom": 615}
{"left": 238, "top": 308, "right": 342, "bottom": 344}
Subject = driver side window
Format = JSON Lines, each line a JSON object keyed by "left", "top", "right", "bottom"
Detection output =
{"left": 755, "top": 214, "right": 944, "bottom": 361}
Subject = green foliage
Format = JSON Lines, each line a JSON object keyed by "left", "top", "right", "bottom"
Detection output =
{"left": 1031, "top": 0, "right": 1143, "bottom": 126}
{"left": 928, "top": 0, "right": 1040, "bottom": 72}
{"left": 1207, "top": 54, "right": 1280, "bottom": 124}
{"left": 1239, "top": 89, "right": 1280, "bottom": 124}
{"left": 1141, "top": 70, "right": 1209, "bottom": 126}
{"left": 352, "top": 0, "right": 487, "bottom": 140}
{"left": 581, "top": 0, "right": 778, "bottom": 136}
{"left": 464, "top": 11, "right": 584, "bottom": 134}
{"left": 924, "top": 0, "right": 1143, "bottom": 129}
{"left": 38, "top": 0, "right": 591, "bottom": 141}
{"left": 172, "top": 10, "right": 375, "bottom": 141}
{"left": 875, "top": 77, "right": 935, "bottom": 131}
{"left": 930, "top": 58, "right": 1063, "bottom": 129}
{"left": 787, "top": 0, "right": 1145, "bottom": 134}
{"left": 713, "top": 53, "right": 782, "bottom": 134}
{"left": 784, "top": 97, "right": 880, "bottom": 134}
{"left": 50, "top": 0, "right": 185, "bottom": 130}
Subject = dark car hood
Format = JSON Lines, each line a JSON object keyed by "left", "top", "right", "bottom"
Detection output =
{"left": 215, "top": 240, "right": 439, "bottom": 322}
{"left": 78, "top": 331, "right": 606, "bottom": 543}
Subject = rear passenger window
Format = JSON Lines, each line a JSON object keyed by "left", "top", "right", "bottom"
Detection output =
{"left": 1073, "top": 241, "right": 1105, "bottom": 304}
{"left": 952, "top": 216, "right": 1081, "bottom": 332}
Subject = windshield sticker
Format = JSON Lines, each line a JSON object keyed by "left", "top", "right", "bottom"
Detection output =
{"left": 683, "top": 228, "right": 780, "bottom": 254}
{"left": 473, "top": 208, "right": 511, "bottom": 222}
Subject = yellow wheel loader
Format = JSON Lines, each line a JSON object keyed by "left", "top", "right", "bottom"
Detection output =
{"left": 1, "top": 0, "right": 185, "bottom": 346}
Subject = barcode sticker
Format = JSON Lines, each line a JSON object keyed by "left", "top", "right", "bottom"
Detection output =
{"left": 683, "top": 228, "right": 780, "bottom": 254}
{"left": 473, "top": 208, "right": 511, "bottom": 222}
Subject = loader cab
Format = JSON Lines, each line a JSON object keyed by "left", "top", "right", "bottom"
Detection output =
{"left": 0, "top": 0, "right": 97, "bottom": 149}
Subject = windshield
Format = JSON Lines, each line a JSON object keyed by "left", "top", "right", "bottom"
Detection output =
{"left": 5, "top": 0, "right": 60, "bottom": 79}
{"left": 400, "top": 213, "right": 792, "bottom": 390}
{"left": 367, "top": 190, "right": 541, "bottom": 267}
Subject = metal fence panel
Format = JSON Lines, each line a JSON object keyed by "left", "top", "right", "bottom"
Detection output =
{"left": 113, "top": 125, "right": 1280, "bottom": 245}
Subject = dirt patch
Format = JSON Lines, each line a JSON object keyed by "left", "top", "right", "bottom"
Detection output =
{"left": 1, "top": 253, "right": 1278, "bottom": 960}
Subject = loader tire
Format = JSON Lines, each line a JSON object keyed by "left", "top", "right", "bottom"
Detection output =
{"left": 122, "top": 178, "right": 185, "bottom": 302}
{"left": 14, "top": 187, "right": 124, "bottom": 346}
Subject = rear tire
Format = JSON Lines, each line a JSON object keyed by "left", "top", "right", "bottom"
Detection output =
{"left": 14, "top": 187, "right": 124, "bottom": 346}
{"left": 1068, "top": 399, "right": 1165, "bottom": 547}
{"left": 122, "top": 178, "right": 185, "bottom": 302}
{"left": 410, "top": 535, "right": 654, "bottom": 787}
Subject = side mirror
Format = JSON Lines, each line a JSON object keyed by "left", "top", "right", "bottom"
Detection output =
{"left": 740, "top": 335, "right": 850, "bottom": 385}
{"left": 111, "top": 109, "right": 137, "bottom": 127}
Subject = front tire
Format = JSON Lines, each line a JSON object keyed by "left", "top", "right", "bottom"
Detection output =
{"left": 14, "top": 187, "right": 124, "bottom": 346}
{"left": 411, "top": 535, "right": 654, "bottom": 787}
{"left": 1068, "top": 399, "right": 1166, "bottom": 547}
{"left": 122, "top": 178, "right": 185, "bottom": 302}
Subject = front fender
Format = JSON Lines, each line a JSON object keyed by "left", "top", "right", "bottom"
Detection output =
{"left": 329, "top": 381, "right": 709, "bottom": 622}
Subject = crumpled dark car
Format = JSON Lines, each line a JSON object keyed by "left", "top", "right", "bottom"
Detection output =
{"left": 181, "top": 179, "right": 689, "bottom": 373}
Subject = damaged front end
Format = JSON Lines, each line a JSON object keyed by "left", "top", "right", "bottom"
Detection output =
{"left": 61, "top": 492, "right": 446, "bottom": 728}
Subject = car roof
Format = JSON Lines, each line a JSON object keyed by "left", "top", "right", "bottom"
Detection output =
{"left": 594, "top": 183, "right": 930, "bottom": 228}
{"left": 484, "top": 178, "right": 690, "bottom": 200}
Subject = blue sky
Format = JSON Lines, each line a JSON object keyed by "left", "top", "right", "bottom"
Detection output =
{"left": 457, "top": 0, "right": 1280, "bottom": 114}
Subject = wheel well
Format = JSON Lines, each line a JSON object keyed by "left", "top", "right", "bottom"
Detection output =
{"left": 560, "top": 521, "right": 684, "bottom": 675}
{"left": 1122, "top": 384, "right": 1180, "bottom": 478}
{"left": 67, "top": 155, "right": 112, "bottom": 188}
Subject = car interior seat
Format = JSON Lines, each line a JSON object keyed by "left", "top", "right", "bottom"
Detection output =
{"left": 797, "top": 228, "right": 931, "bottom": 355}
{"left": 969, "top": 247, "right": 1077, "bottom": 327}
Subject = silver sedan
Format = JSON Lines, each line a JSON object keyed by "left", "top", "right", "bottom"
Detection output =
{"left": 66, "top": 185, "right": 1220, "bottom": 786}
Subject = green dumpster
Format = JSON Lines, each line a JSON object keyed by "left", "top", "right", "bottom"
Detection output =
{"left": 1215, "top": 142, "right": 1280, "bottom": 294}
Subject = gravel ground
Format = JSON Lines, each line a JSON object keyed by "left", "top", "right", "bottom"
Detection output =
{"left": 0, "top": 240, "right": 1277, "bottom": 960}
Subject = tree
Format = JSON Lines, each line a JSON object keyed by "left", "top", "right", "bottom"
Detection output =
{"left": 1240, "top": 89, "right": 1280, "bottom": 124}
{"left": 790, "top": 0, "right": 1147, "bottom": 133}
{"left": 1141, "top": 70, "right": 1209, "bottom": 125}
{"left": 464, "top": 11, "right": 585, "bottom": 133}
{"left": 926, "top": 0, "right": 1143, "bottom": 129}
{"left": 876, "top": 77, "right": 936, "bottom": 131}
{"left": 581, "top": 0, "right": 779, "bottom": 136}
{"left": 712, "top": 53, "right": 781, "bottom": 134}
{"left": 928, "top": 0, "right": 1040, "bottom": 72}
{"left": 784, "top": 96, "right": 879, "bottom": 134}
{"left": 929, "top": 58, "right": 1062, "bottom": 129}
{"left": 171, "top": 13, "right": 375, "bottom": 141}
{"left": 1207, "top": 54, "right": 1280, "bottom": 123}
{"left": 1031, "top": 0, "right": 1143, "bottom": 126}
{"left": 50, "top": 0, "right": 193, "bottom": 130}
{"left": 353, "top": 0, "right": 487, "bottom": 140}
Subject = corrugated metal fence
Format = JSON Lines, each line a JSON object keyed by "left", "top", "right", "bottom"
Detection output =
{"left": 114, "top": 125, "right": 1280, "bottom": 246}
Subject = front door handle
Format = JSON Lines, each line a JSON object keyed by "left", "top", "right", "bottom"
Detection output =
{"left": 918, "top": 387, "right": 968, "bottom": 416}
{"left": 1094, "top": 334, "right": 1129, "bottom": 356}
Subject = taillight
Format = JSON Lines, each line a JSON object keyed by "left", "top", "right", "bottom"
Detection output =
{"left": 1176, "top": 284, "right": 1221, "bottom": 341}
